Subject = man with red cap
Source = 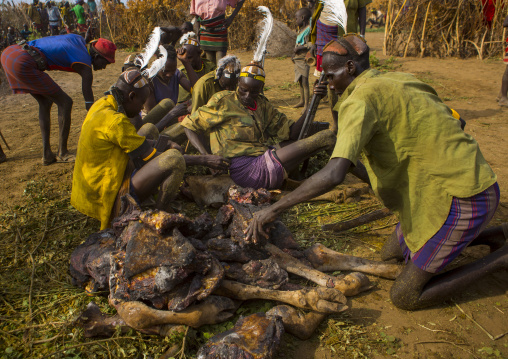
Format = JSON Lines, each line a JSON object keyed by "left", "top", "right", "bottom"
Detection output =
{"left": 1, "top": 34, "right": 116, "bottom": 165}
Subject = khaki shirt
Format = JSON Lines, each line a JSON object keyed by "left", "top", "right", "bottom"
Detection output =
{"left": 181, "top": 91, "right": 294, "bottom": 158}
{"left": 331, "top": 69, "right": 497, "bottom": 252}
{"left": 190, "top": 71, "right": 223, "bottom": 114}
{"left": 178, "top": 58, "right": 216, "bottom": 103}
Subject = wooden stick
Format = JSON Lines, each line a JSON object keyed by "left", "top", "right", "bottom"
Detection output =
{"left": 383, "top": 0, "right": 393, "bottom": 56}
{"left": 321, "top": 208, "right": 393, "bottom": 232}
{"left": 0, "top": 130, "right": 11, "bottom": 150}
{"left": 420, "top": 1, "right": 432, "bottom": 58}
{"left": 387, "top": 0, "right": 408, "bottom": 42}
{"left": 404, "top": 4, "right": 419, "bottom": 58}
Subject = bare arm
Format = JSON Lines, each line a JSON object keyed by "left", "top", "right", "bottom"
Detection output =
{"left": 359, "top": 6, "right": 367, "bottom": 36}
{"left": 184, "top": 127, "right": 209, "bottom": 155}
{"left": 72, "top": 63, "right": 94, "bottom": 110}
{"left": 224, "top": 0, "right": 246, "bottom": 28}
{"left": 177, "top": 48, "right": 199, "bottom": 88}
{"left": 246, "top": 157, "right": 352, "bottom": 243}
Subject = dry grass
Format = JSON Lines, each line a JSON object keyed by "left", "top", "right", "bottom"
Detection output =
{"left": 384, "top": 0, "right": 507, "bottom": 59}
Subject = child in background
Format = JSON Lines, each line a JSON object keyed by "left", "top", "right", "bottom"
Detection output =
{"left": 20, "top": 24, "right": 33, "bottom": 40}
{"left": 292, "top": 7, "right": 312, "bottom": 114}
{"left": 498, "top": 15, "right": 508, "bottom": 108}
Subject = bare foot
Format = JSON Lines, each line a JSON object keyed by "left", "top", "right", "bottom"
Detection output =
{"left": 292, "top": 101, "right": 304, "bottom": 108}
{"left": 499, "top": 97, "right": 508, "bottom": 107}
{"left": 496, "top": 92, "right": 503, "bottom": 101}
{"left": 56, "top": 152, "right": 76, "bottom": 163}
{"left": 43, "top": 153, "right": 57, "bottom": 166}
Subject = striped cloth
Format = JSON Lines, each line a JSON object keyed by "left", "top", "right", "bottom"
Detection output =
{"left": 199, "top": 14, "right": 228, "bottom": 52}
{"left": 0, "top": 45, "right": 60, "bottom": 95}
{"left": 316, "top": 20, "right": 338, "bottom": 57}
{"left": 229, "top": 149, "right": 285, "bottom": 190}
{"left": 397, "top": 182, "right": 500, "bottom": 273}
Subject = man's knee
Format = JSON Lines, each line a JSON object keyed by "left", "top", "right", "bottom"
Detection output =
{"left": 138, "top": 123, "right": 159, "bottom": 141}
{"left": 389, "top": 280, "right": 421, "bottom": 311}
{"left": 158, "top": 149, "right": 186, "bottom": 175}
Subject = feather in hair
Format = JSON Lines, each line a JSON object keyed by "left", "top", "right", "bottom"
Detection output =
{"left": 319, "top": 0, "right": 347, "bottom": 33}
{"left": 253, "top": 6, "right": 274, "bottom": 63}
{"left": 143, "top": 45, "right": 168, "bottom": 79}
{"left": 180, "top": 31, "right": 196, "bottom": 45}
{"left": 136, "top": 27, "right": 162, "bottom": 70}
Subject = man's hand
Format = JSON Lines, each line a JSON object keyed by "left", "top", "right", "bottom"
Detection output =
{"left": 313, "top": 78, "right": 328, "bottom": 97}
{"left": 201, "top": 155, "right": 230, "bottom": 171}
{"left": 155, "top": 135, "right": 184, "bottom": 154}
{"left": 176, "top": 47, "right": 189, "bottom": 62}
{"left": 244, "top": 207, "right": 278, "bottom": 244}
{"left": 169, "top": 103, "right": 189, "bottom": 118}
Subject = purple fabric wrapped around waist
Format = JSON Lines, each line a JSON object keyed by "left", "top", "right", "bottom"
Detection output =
{"left": 316, "top": 20, "right": 338, "bottom": 56}
{"left": 229, "top": 149, "right": 285, "bottom": 190}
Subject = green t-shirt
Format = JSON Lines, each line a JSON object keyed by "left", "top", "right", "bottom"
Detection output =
{"left": 73, "top": 4, "right": 86, "bottom": 25}
{"left": 190, "top": 71, "right": 224, "bottom": 114}
{"left": 181, "top": 91, "right": 294, "bottom": 158}
{"left": 177, "top": 58, "right": 216, "bottom": 103}
{"left": 331, "top": 68, "right": 497, "bottom": 252}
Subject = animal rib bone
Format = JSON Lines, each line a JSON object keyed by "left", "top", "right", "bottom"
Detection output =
{"left": 215, "top": 280, "right": 348, "bottom": 313}
{"left": 304, "top": 243, "right": 403, "bottom": 280}
{"left": 265, "top": 243, "right": 372, "bottom": 296}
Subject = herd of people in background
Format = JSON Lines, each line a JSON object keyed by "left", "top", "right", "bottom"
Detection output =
{"left": 1, "top": 0, "right": 100, "bottom": 49}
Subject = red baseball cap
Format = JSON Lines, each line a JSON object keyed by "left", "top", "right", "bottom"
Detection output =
{"left": 93, "top": 38, "right": 117, "bottom": 63}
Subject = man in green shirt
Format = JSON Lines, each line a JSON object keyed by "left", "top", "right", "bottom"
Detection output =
{"left": 177, "top": 37, "right": 216, "bottom": 103}
{"left": 73, "top": 0, "right": 87, "bottom": 33}
{"left": 190, "top": 54, "right": 241, "bottom": 114}
{"left": 245, "top": 35, "right": 507, "bottom": 311}
{"left": 182, "top": 62, "right": 337, "bottom": 189}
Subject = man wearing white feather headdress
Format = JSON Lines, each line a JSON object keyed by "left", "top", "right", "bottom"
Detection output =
{"left": 190, "top": 0, "right": 246, "bottom": 65}
{"left": 181, "top": 60, "right": 336, "bottom": 190}
{"left": 246, "top": 34, "right": 507, "bottom": 312}
{"left": 177, "top": 32, "right": 216, "bottom": 104}
{"left": 72, "top": 69, "right": 230, "bottom": 230}
{"left": 190, "top": 55, "right": 241, "bottom": 115}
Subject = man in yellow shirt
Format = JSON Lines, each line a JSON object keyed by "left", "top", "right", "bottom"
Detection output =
{"left": 246, "top": 35, "right": 507, "bottom": 310}
{"left": 71, "top": 69, "right": 228, "bottom": 230}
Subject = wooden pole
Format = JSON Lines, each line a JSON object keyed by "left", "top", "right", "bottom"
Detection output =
{"left": 383, "top": 0, "right": 393, "bottom": 56}
{"left": 404, "top": 4, "right": 419, "bottom": 58}
{"left": 420, "top": 1, "right": 432, "bottom": 58}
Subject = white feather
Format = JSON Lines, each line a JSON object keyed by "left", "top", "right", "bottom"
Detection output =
{"left": 180, "top": 31, "right": 196, "bottom": 45}
{"left": 253, "top": 6, "right": 274, "bottom": 63}
{"left": 143, "top": 45, "right": 168, "bottom": 79}
{"left": 136, "top": 27, "right": 162, "bottom": 70}
{"left": 319, "top": 0, "right": 347, "bottom": 33}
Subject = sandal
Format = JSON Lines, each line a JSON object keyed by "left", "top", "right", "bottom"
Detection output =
{"left": 56, "top": 153, "right": 76, "bottom": 163}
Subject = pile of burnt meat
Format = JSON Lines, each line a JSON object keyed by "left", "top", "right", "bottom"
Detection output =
{"left": 70, "top": 186, "right": 399, "bottom": 358}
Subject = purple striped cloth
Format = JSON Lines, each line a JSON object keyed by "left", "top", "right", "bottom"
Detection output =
{"left": 229, "top": 149, "right": 285, "bottom": 190}
{"left": 397, "top": 182, "right": 500, "bottom": 273}
{"left": 316, "top": 20, "right": 338, "bottom": 57}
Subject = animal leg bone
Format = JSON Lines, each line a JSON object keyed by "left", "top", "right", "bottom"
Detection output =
{"left": 267, "top": 305, "right": 326, "bottom": 340}
{"left": 114, "top": 295, "right": 237, "bottom": 329}
{"left": 304, "top": 243, "right": 403, "bottom": 280}
{"left": 265, "top": 243, "right": 372, "bottom": 296}
{"left": 215, "top": 280, "right": 348, "bottom": 313}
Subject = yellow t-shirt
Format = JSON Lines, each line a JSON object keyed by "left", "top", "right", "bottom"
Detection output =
{"left": 331, "top": 69, "right": 497, "bottom": 252}
{"left": 71, "top": 95, "right": 146, "bottom": 229}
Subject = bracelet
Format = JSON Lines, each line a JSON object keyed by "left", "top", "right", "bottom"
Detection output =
{"left": 85, "top": 101, "right": 94, "bottom": 104}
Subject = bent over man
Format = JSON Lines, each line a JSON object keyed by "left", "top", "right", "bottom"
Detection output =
{"left": 1, "top": 34, "right": 116, "bottom": 165}
{"left": 246, "top": 35, "right": 507, "bottom": 311}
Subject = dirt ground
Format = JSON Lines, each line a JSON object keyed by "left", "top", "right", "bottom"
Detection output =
{"left": 1, "top": 31, "right": 507, "bottom": 358}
